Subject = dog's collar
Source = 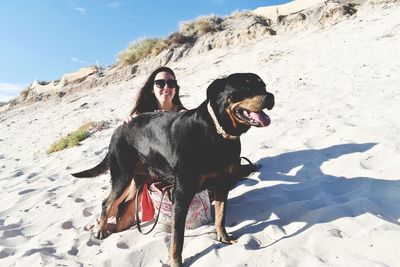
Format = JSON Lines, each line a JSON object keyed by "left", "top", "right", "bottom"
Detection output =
{"left": 207, "top": 102, "right": 239, "bottom": 140}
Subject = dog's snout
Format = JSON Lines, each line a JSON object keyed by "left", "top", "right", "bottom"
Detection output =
{"left": 262, "top": 92, "right": 274, "bottom": 110}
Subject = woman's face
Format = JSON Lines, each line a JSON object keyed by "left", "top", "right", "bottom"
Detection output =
{"left": 153, "top": 71, "right": 176, "bottom": 107}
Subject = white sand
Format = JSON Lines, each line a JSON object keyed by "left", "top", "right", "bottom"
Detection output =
{"left": 1, "top": 1, "right": 400, "bottom": 266}
{"left": 253, "top": 0, "right": 324, "bottom": 20}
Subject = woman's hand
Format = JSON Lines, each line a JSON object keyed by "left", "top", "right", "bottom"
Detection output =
{"left": 124, "top": 114, "right": 137, "bottom": 124}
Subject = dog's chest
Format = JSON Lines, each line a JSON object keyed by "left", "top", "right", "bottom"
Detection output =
{"left": 197, "top": 162, "right": 240, "bottom": 190}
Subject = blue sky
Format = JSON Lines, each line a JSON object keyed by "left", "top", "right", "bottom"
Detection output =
{"left": 0, "top": 0, "right": 288, "bottom": 102}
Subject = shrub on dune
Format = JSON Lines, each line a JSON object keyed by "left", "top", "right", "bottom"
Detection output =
{"left": 46, "top": 122, "right": 97, "bottom": 154}
{"left": 118, "top": 38, "right": 168, "bottom": 65}
{"left": 179, "top": 15, "right": 224, "bottom": 38}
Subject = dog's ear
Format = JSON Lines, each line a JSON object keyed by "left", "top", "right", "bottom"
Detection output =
{"left": 206, "top": 78, "right": 227, "bottom": 101}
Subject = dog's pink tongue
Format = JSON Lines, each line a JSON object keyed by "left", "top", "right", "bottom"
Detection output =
{"left": 249, "top": 111, "right": 271, "bottom": 127}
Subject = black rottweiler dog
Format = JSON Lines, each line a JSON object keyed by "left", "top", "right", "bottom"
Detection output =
{"left": 72, "top": 73, "right": 274, "bottom": 267}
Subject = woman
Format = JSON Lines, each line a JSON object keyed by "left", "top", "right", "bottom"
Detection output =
{"left": 125, "top": 66, "right": 186, "bottom": 123}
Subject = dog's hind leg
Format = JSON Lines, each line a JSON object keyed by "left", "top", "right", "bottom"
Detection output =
{"left": 115, "top": 179, "right": 140, "bottom": 232}
{"left": 96, "top": 181, "right": 135, "bottom": 238}
{"left": 95, "top": 191, "right": 119, "bottom": 239}
{"left": 115, "top": 161, "right": 149, "bottom": 232}
{"left": 108, "top": 183, "right": 132, "bottom": 219}
{"left": 95, "top": 154, "right": 135, "bottom": 238}
{"left": 96, "top": 179, "right": 140, "bottom": 237}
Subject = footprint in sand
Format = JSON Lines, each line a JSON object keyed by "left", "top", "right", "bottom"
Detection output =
{"left": 26, "top": 172, "right": 38, "bottom": 180}
{"left": 86, "top": 235, "right": 101, "bottom": 247}
{"left": 0, "top": 222, "right": 20, "bottom": 231}
{"left": 360, "top": 154, "right": 374, "bottom": 169}
{"left": 75, "top": 197, "right": 85, "bottom": 203}
{"left": 18, "top": 189, "right": 37, "bottom": 195}
{"left": 14, "top": 170, "right": 24, "bottom": 177}
{"left": 238, "top": 234, "right": 261, "bottom": 249}
{"left": 68, "top": 246, "right": 79, "bottom": 256}
{"left": 48, "top": 186, "right": 62, "bottom": 193}
{"left": 82, "top": 206, "right": 96, "bottom": 217}
{"left": 3, "top": 228, "right": 23, "bottom": 238}
{"left": 327, "top": 228, "right": 344, "bottom": 238}
{"left": 117, "top": 241, "right": 130, "bottom": 249}
{"left": 61, "top": 220, "right": 74, "bottom": 230}
{"left": 0, "top": 248, "right": 16, "bottom": 259}
{"left": 23, "top": 247, "right": 56, "bottom": 257}
{"left": 47, "top": 176, "right": 57, "bottom": 182}
{"left": 44, "top": 195, "right": 57, "bottom": 205}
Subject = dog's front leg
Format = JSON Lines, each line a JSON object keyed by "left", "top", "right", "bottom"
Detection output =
{"left": 214, "top": 187, "right": 237, "bottom": 244}
{"left": 169, "top": 188, "right": 194, "bottom": 267}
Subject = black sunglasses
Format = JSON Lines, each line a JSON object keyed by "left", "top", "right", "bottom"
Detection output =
{"left": 154, "top": 79, "right": 177, "bottom": 89}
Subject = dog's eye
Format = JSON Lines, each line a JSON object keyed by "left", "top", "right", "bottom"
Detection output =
{"left": 229, "top": 93, "right": 244, "bottom": 103}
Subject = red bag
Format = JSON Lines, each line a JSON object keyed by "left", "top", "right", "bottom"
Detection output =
{"left": 140, "top": 183, "right": 155, "bottom": 222}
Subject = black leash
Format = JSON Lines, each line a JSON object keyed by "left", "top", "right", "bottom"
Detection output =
{"left": 135, "top": 158, "right": 255, "bottom": 235}
{"left": 240, "top": 156, "right": 259, "bottom": 171}
{"left": 240, "top": 156, "right": 255, "bottom": 167}
{"left": 135, "top": 183, "right": 172, "bottom": 235}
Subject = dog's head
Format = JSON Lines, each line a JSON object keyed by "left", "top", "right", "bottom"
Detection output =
{"left": 207, "top": 73, "right": 274, "bottom": 136}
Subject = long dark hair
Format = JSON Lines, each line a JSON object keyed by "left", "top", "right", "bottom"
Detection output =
{"left": 130, "top": 66, "right": 185, "bottom": 115}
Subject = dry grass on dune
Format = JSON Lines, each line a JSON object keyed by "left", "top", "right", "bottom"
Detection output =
{"left": 117, "top": 13, "right": 263, "bottom": 66}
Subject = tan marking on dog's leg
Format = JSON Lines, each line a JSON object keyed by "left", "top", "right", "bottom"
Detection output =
{"left": 115, "top": 182, "right": 139, "bottom": 232}
{"left": 125, "top": 178, "right": 138, "bottom": 201}
{"left": 214, "top": 189, "right": 237, "bottom": 244}
{"left": 97, "top": 179, "right": 138, "bottom": 238}
{"left": 108, "top": 179, "right": 135, "bottom": 218}
{"left": 169, "top": 216, "right": 183, "bottom": 267}
{"left": 108, "top": 186, "right": 129, "bottom": 218}
{"left": 169, "top": 192, "right": 193, "bottom": 267}
{"left": 96, "top": 192, "right": 117, "bottom": 239}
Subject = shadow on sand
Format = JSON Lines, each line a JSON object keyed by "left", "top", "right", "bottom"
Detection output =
{"left": 185, "top": 142, "right": 400, "bottom": 264}
{"left": 230, "top": 142, "right": 400, "bottom": 242}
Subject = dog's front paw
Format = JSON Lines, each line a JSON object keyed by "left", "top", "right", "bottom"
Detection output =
{"left": 217, "top": 231, "right": 237, "bottom": 244}
{"left": 169, "top": 257, "right": 182, "bottom": 267}
{"left": 171, "top": 261, "right": 182, "bottom": 267}
{"left": 93, "top": 226, "right": 109, "bottom": 240}
{"left": 94, "top": 230, "right": 108, "bottom": 239}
